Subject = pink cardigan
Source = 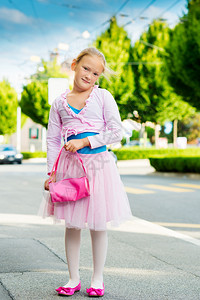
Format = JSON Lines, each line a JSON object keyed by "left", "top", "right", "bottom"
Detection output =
{"left": 46, "top": 85, "right": 123, "bottom": 173}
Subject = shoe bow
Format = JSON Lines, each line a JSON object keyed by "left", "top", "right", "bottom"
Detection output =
{"left": 86, "top": 287, "right": 103, "bottom": 296}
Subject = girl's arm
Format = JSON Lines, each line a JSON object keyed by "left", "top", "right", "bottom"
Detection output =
{"left": 87, "top": 90, "right": 123, "bottom": 148}
{"left": 46, "top": 99, "right": 62, "bottom": 174}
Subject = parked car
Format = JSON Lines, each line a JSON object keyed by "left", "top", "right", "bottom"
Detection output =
{"left": 0, "top": 145, "right": 23, "bottom": 164}
{"left": 123, "top": 140, "right": 152, "bottom": 148}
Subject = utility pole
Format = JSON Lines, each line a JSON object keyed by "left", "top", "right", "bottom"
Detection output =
{"left": 173, "top": 119, "right": 178, "bottom": 148}
{"left": 16, "top": 93, "right": 21, "bottom": 152}
{"left": 155, "top": 124, "right": 160, "bottom": 148}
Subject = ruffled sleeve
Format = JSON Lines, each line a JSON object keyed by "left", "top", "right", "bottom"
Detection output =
{"left": 46, "top": 98, "right": 62, "bottom": 174}
{"left": 87, "top": 89, "right": 123, "bottom": 149}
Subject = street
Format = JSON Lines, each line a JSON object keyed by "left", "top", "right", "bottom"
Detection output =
{"left": 121, "top": 174, "right": 200, "bottom": 240}
{"left": 0, "top": 160, "right": 200, "bottom": 300}
{"left": 1, "top": 161, "right": 200, "bottom": 239}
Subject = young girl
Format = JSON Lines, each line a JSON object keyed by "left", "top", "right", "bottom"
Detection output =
{"left": 41, "top": 47, "right": 132, "bottom": 297}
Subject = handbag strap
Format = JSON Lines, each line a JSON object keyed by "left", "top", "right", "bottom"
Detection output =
{"left": 49, "top": 146, "right": 87, "bottom": 177}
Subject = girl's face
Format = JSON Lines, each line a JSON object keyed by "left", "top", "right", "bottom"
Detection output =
{"left": 72, "top": 55, "right": 104, "bottom": 91}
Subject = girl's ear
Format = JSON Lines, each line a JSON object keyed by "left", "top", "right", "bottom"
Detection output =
{"left": 71, "top": 59, "right": 77, "bottom": 71}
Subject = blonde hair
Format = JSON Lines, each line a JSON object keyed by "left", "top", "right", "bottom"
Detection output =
{"left": 75, "top": 47, "right": 114, "bottom": 79}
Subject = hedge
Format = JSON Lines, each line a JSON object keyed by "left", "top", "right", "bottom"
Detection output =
{"left": 22, "top": 147, "right": 200, "bottom": 160}
{"left": 22, "top": 152, "right": 47, "bottom": 159}
{"left": 149, "top": 156, "right": 200, "bottom": 173}
{"left": 112, "top": 147, "right": 200, "bottom": 160}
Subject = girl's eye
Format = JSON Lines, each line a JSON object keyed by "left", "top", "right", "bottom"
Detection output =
{"left": 83, "top": 66, "right": 88, "bottom": 71}
{"left": 94, "top": 73, "right": 98, "bottom": 76}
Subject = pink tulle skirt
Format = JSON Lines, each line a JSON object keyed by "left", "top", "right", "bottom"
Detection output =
{"left": 38, "top": 149, "right": 132, "bottom": 231}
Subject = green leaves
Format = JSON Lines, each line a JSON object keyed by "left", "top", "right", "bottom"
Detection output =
{"left": 20, "top": 81, "right": 50, "bottom": 128}
{"left": 131, "top": 20, "right": 194, "bottom": 124}
{"left": 0, "top": 80, "right": 18, "bottom": 135}
{"left": 94, "top": 17, "right": 135, "bottom": 120}
{"left": 20, "top": 59, "right": 68, "bottom": 127}
{"left": 94, "top": 16, "right": 196, "bottom": 127}
{"left": 167, "top": 0, "right": 200, "bottom": 109}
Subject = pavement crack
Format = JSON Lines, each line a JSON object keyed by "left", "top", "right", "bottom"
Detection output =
{"left": 147, "top": 253, "right": 200, "bottom": 279}
{"left": 111, "top": 235, "right": 200, "bottom": 279}
{"left": 0, "top": 271, "right": 26, "bottom": 275}
{"left": 33, "top": 238, "right": 67, "bottom": 265}
{"left": 0, "top": 279, "right": 15, "bottom": 300}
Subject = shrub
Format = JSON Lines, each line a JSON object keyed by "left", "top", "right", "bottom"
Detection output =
{"left": 149, "top": 156, "right": 200, "bottom": 173}
{"left": 112, "top": 147, "right": 200, "bottom": 160}
{"left": 22, "top": 152, "right": 47, "bottom": 159}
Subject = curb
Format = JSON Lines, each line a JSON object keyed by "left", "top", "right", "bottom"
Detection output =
{"left": 148, "top": 171, "right": 200, "bottom": 180}
{"left": 23, "top": 158, "right": 47, "bottom": 163}
{"left": 117, "top": 159, "right": 200, "bottom": 179}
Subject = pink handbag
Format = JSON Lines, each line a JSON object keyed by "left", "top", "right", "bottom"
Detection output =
{"left": 48, "top": 146, "right": 90, "bottom": 203}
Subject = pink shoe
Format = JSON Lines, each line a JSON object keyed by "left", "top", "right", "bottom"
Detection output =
{"left": 56, "top": 281, "right": 81, "bottom": 296}
{"left": 86, "top": 283, "right": 105, "bottom": 297}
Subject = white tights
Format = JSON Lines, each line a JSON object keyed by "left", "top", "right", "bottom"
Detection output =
{"left": 63, "top": 228, "right": 108, "bottom": 289}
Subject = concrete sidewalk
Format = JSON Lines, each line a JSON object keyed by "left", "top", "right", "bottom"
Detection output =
{"left": 117, "top": 159, "right": 200, "bottom": 179}
{"left": 1, "top": 158, "right": 199, "bottom": 299}
{"left": 0, "top": 214, "right": 200, "bottom": 300}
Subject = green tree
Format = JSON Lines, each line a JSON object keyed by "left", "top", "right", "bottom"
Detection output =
{"left": 94, "top": 17, "right": 135, "bottom": 120}
{"left": 0, "top": 80, "right": 18, "bottom": 135}
{"left": 178, "top": 112, "right": 200, "bottom": 142}
{"left": 167, "top": 0, "right": 200, "bottom": 109}
{"left": 20, "top": 81, "right": 50, "bottom": 127}
{"left": 20, "top": 59, "right": 68, "bottom": 127}
{"left": 31, "top": 59, "right": 67, "bottom": 82}
{"left": 131, "top": 20, "right": 194, "bottom": 125}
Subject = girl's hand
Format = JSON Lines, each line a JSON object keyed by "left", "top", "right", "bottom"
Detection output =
{"left": 44, "top": 172, "right": 56, "bottom": 190}
{"left": 64, "top": 138, "right": 90, "bottom": 153}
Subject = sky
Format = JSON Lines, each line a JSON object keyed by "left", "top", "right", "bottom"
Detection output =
{"left": 0, "top": 0, "right": 188, "bottom": 92}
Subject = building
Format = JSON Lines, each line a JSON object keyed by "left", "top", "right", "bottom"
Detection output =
{"left": 8, "top": 118, "right": 45, "bottom": 152}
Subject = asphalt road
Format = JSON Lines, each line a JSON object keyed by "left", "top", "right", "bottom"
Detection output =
{"left": 1, "top": 160, "right": 200, "bottom": 239}
{"left": 0, "top": 160, "right": 200, "bottom": 300}
{"left": 120, "top": 173, "right": 200, "bottom": 240}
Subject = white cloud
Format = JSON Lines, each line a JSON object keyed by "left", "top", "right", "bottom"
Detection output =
{"left": 64, "top": 26, "right": 81, "bottom": 37}
{"left": 144, "top": 5, "right": 180, "bottom": 24}
{"left": 121, "top": 5, "right": 182, "bottom": 43}
{"left": 0, "top": 7, "right": 34, "bottom": 25}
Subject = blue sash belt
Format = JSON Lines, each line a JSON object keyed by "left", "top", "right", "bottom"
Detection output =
{"left": 66, "top": 103, "right": 106, "bottom": 154}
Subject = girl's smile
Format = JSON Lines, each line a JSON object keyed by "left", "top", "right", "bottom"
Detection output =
{"left": 72, "top": 55, "right": 104, "bottom": 91}
{"left": 82, "top": 78, "right": 90, "bottom": 84}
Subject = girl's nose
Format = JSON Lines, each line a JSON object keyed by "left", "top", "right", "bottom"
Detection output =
{"left": 85, "top": 73, "right": 91, "bottom": 80}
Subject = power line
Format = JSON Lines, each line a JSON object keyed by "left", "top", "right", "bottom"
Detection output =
{"left": 91, "top": 0, "right": 131, "bottom": 33}
{"left": 7, "top": 0, "right": 22, "bottom": 11}
{"left": 139, "top": 40, "right": 165, "bottom": 52}
{"left": 108, "top": 61, "right": 163, "bottom": 65}
{"left": 141, "top": 0, "right": 184, "bottom": 27}
{"left": 135, "top": 0, "right": 157, "bottom": 19}
{"left": 156, "top": 0, "right": 183, "bottom": 19}
{"left": 7, "top": 0, "right": 184, "bottom": 72}
{"left": 123, "top": 0, "right": 184, "bottom": 32}
{"left": 6, "top": 0, "right": 50, "bottom": 52}
{"left": 124, "top": 0, "right": 157, "bottom": 26}
{"left": 132, "top": 1, "right": 186, "bottom": 58}
{"left": 66, "top": 0, "right": 132, "bottom": 46}
{"left": 39, "top": 0, "right": 114, "bottom": 14}
{"left": 113, "top": 0, "right": 131, "bottom": 16}
{"left": 29, "top": 0, "right": 49, "bottom": 51}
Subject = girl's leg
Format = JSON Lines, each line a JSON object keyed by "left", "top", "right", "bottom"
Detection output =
{"left": 90, "top": 230, "right": 108, "bottom": 289}
{"left": 63, "top": 227, "right": 81, "bottom": 288}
